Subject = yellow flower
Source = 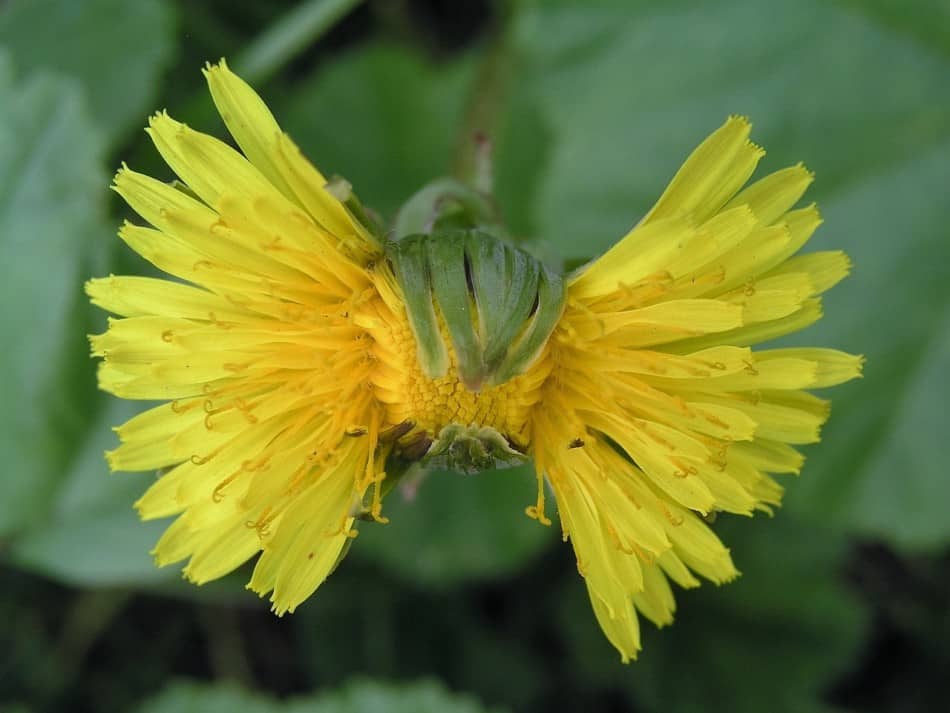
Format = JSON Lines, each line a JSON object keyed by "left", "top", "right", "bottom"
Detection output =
{"left": 88, "top": 61, "right": 862, "bottom": 661}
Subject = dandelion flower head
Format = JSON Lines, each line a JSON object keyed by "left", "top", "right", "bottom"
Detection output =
{"left": 88, "top": 61, "right": 862, "bottom": 661}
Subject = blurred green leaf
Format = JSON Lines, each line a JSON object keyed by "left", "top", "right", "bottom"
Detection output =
{"left": 9, "top": 400, "right": 171, "bottom": 587}
{"left": 0, "top": 55, "right": 108, "bottom": 539}
{"left": 234, "top": 0, "right": 364, "bottom": 84}
{"left": 510, "top": 0, "right": 950, "bottom": 261}
{"left": 785, "top": 140, "right": 950, "bottom": 549}
{"left": 0, "top": 0, "right": 176, "bottom": 140}
{"left": 843, "top": 0, "right": 950, "bottom": 59}
{"left": 136, "top": 678, "right": 506, "bottom": 713}
{"left": 279, "top": 44, "right": 476, "bottom": 221}
{"left": 559, "top": 515, "right": 867, "bottom": 713}
{"left": 492, "top": 89, "right": 553, "bottom": 247}
{"left": 355, "top": 465, "right": 554, "bottom": 586}
{"left": 506, "top": 0, "right": 950, "bottom": 548}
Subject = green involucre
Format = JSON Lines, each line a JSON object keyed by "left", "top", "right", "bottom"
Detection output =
{"left": 386, "top": 230, "right": 566, "bottom": 390}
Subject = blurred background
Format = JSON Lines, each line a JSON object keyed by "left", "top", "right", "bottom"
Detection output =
{"left": 1, "top": 0, "right": 949, "bottom": 711}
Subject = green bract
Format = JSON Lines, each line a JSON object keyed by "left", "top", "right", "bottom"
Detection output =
{"left": 386, "top": 230, "right": 567, "bottom": 390}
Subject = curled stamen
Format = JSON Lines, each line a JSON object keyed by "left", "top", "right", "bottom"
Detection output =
{"left": 212, "top": 470, "right": 241, "bottom": 502}
{"left": 247, "top": 507, "right": 276, "bottom": 539}
{"left": 369, "top": 500, "right": 389, "bottom": 524}
{"left": 525, "top": 470, "right": 552, "bottom": 526}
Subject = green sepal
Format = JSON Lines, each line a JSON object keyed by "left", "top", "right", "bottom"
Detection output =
{"left": 424, "top": 424, "right": 528, "bottom": 474}
{"left": 387, "top": 237, "right": 448, "bottom": 377}
{"left": 385, "top": 230, "right": 567, "bottom": 389}
{"left": 426, "top": 235, "right": 484, "bottom": 389}
{"left": 469, "top": 236, "right": 540, "bottom": 372}
{"left": 491, "top": 268, "right": 566, "bottom": 386}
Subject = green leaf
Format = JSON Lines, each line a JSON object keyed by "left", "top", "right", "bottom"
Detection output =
{"left": 278, "top": 44, "right": 476, "bottom": 222}
{"left": 784, "top": 140, "right": 950, "bottom": 549}
{"left": 510, "top": 0, "right": 950, "bottom": 261}
{"left": 233, "top": 0, "right": 364, "bottom": 84}
{"left": 9, "top": 400, "right": 171, "bottom": 587}
{"left": 558, "top": 515, "right": 867, "bottom": 713}
{"left": 0, "top": 56, "right": 108, "bottom": 539}
{"left": 841, "top": 0, "right": 950, "bottom": 60}
{"left": 354, "top": 465, "right": 554, "bottom": 586}
{"left": 135, "top": 678, "right": 506, "bottom": 713}
{"left": 0, "top": 0, "right": 176, "bottom": 139}
{"left": 492, "top": 90, "right": 553, "bottom": 247}
{"left": 506, "top": 0, "right": 950, "bottom": 549}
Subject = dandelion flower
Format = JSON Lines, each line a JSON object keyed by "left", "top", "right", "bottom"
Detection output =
{"left": 88, "top": 61, "right": 862, "bottom": 661}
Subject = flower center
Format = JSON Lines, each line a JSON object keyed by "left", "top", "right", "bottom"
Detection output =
{"left": 364, "top": 289, "right": 546, "bottom": 455}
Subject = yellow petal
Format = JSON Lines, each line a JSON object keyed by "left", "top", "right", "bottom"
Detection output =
{"left": 756, "top": 348, "right": 864, "bottom": 388}
{"left": 643, "top": 116, "right": 763, "bottom": 225}
{"left": 725, "top": 162, "right": 813, "bottom": 225}
{"left": 146, "top": 111, "right": 283, "bottom": 209}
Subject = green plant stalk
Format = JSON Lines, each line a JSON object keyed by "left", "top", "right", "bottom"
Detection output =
{"left": 234, "top": 0, "right": 364, "bottom": 84}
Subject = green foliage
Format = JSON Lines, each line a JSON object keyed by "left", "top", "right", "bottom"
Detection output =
{"left": 10, "top": 401, "right": 171, "bottom": 586}
{"left": 355, "top": 465, "right": 552, "bottom": 586}
{"left": 0, "top": 54, "right": 108, "bottom": 539}
{"left": 137, "top": 679, "right": 505, "bottom": 713}
{"left": 0, "top": 0, "right": 176, "bottom": 138}
{"left": 784, "top": 141, "right": 950, "bottom": 548}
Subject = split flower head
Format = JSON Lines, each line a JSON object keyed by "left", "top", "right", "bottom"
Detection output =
{"left": 88, "top": 61, "right": 862, "bottom": 662}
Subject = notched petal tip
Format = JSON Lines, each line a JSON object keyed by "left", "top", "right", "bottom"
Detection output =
{"left": 146, "top": 110, "right": 185, "bottom": 137}
{"left": 201, "top": 57, "right": 230, "bottom": 78}
{"left": 83, "top": 277, "right": 101, "bottom": 297}
{"left": 794, "top": 160, "right": 816, "bottom": 180}
{"left": 746, "top": 138, "right": 767, "bottom": 160}
{"left": 111, "top": 162, "right": 131, "bottom": 189}
{"left": 726, "top": 113, "right": 752, "bottom": 128}
{"left": 856, "top": 354, "right": 867, "bottom": 376}
{"left": 103, "top": 449, "right": 119, "bottom": 472}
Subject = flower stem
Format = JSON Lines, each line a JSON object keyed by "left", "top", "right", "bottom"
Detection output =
{"left": 453, "top": 32, "right": 510, "bottom": 186}
{"left": 234, "top": 0, "right": 364, "bottom": 84}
